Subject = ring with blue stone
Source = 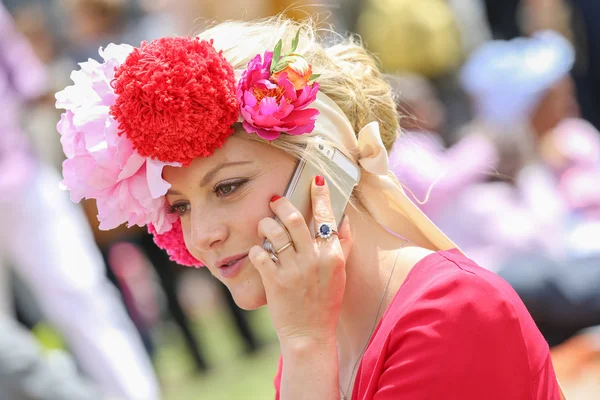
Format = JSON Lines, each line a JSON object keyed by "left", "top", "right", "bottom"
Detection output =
{"left": 315, "top": 222, "right": 338, "bottom": 239}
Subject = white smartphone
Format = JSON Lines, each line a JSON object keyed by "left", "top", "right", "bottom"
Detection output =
{"left": 263, "top": 137, "right": 361, "bottom": 254}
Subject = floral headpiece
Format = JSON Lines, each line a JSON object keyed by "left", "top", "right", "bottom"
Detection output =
{"left": 56, "top": 33, "right": 320, "bottom": 267}
{"left": 237, "top": 30, "right": 320, "bottom": 140}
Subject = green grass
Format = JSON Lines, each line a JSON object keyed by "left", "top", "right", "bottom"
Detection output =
{"left": 156, "top": 307, "right": 280, "bottom": 400}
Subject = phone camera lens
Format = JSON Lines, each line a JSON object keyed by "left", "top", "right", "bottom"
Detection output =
{"left": 318, "top": 144, "right": 324, "bottom": 150}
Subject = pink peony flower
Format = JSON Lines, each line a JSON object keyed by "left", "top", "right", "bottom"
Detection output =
{"left": 56, "top": 43, "right": 179, "bottom": 234}
{"left": 237, "top": 51, "right": 320, "bottom": 141}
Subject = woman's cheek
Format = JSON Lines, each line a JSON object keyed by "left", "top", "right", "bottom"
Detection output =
{"left": 181, "top": 224, "right": 204, "bottom": 264}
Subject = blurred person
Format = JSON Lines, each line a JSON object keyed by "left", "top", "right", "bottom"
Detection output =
{"left": 357, "top": 0, "right": 474, "bottom": 142}
{"left": 135, "top": 0, "right": 324, "bottom": 37}
{"left": 540, "top": 118, "right": 600, "bottom": 256}
{"left": 11, "top": 3, "right": 56, "bottom": 65}
{"left": 324, "top": 0, "right": 363, "bottom": 33}
{"left": 498, "top": 248, "right": 600, "bottom": 347}
{"left": 132, "top": 230, "right": 212, "bottom": 371}
{"left": 56, "top": 17, "right": 566, "bottom": 399}
{"left": 124, "top": 0, "right": 184, "bottom": 44}
{"left": 567, "top": 0, "right": 600, "bottom": 130}
{"left": 550, "top": 325, "right": 600, "bottom": 383}
{"left": 483, "top": 0, "right": 572, "bottom": 40}
{"left": 357, "top": 0, "right": 463, "bottom": 78}
{"left": 0, "top": 3, "right": 160, "bottom": 399}
{"left": 108, "top": 241, "right": 161, "bottom": 356}
{"left": 497, "top": 119, "right": 600, "bottom": 347}
{"left": 460, "top": 31, "right": 579, "bottom": 141}
{"left": 480, "top": 0, "right": 600, "bottom": 131}
{"left": 454, "top": 30, "right": 600, "bottom": 348}
{"left": 0, "top": 316, "right": 105, "bottom": 400}
{"left": 521, "top": 0, "right": 573, "bottom": 38}
{"left": 435, "top": 30, "right": 580, "bottom": 271}
{"left": 483, "top": 0, "right": 521, "bottom": 39}
{"left": 446, "top": 0, "right": 493, "bottom": 54}
{"left": 387, "top": 73, "right": 498, "bottom": 222}
{"left": 11, "top": 3, "right": 76, "bottom": 170}
{"left": 84, "top": 199, "right": 212, "bottom": 372}
{"left": 387, "top": 74, "right": 448, "bottom": 135}
{"left": 62, "top": 0, "right": 128, "bottom": 63}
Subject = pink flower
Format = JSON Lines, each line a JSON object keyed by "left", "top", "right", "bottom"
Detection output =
{"left": 56, "top": 43, "right": 179, "bottom": 234}
{"left": 237, "top": 51, "right": 320, "bottom": 141}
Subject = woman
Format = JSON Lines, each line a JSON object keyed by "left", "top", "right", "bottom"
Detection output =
{"left": 56, "top": 17, "right": 565, "bottom": 399}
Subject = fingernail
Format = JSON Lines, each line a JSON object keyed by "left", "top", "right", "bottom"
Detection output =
{"left": 270, "top": 195, "right": 282, "bottom": 203}
{"left": 315, "top": 175, "right": 325, "bottom": 186}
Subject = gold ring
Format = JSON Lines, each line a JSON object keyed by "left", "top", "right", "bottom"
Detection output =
{"left": 274, "top": 241, "right": 294, "bottom": 254}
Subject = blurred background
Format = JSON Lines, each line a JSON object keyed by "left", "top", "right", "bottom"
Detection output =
{"left": 1, "top": 0, "right": 599, "bottom": 399}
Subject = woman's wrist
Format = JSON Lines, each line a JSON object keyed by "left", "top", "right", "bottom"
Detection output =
{"left": 279, "top": 333, "right": 338, "bottom": 357}
{"left": 279, "top": 334, "right": 340, "bottom": 400}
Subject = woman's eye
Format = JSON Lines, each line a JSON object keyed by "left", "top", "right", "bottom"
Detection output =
{"left": 217, "top": 184, "right": 236, "bottom": 196}
{"left": 167, "top": 203, "right": 190, "bottom": 216}
{"left": 214, "top": 179, "right": 248, "bottom": 198}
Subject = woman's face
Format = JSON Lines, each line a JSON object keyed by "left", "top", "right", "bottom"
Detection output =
{"left": 163, "top": 135, "right": 296, "bottom": 310}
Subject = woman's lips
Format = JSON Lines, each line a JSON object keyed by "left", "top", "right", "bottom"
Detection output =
{"left": 218, "top": 255, "right": 248, "bottom": 278}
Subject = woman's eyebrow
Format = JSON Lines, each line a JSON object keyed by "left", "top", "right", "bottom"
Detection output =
{"left": 166, "top": 161, "right": 253, "bottom": 196}
{"left": 200, "top": 161, "right": 253, "bottom": 187}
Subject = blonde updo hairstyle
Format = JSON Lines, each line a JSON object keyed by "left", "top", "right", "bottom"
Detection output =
{"left": 197, "top": 16, "right": 400, "bottom": 205}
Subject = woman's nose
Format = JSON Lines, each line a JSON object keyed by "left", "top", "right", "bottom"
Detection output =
{"left": 190, "top": 217, "right": 228, "bottom": 252}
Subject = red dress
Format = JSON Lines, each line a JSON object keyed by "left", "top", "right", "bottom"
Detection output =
{"left": 274, "top": 249, "right": 560, "bottom": 399}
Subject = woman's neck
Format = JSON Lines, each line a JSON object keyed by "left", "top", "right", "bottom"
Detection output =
{"left": 336, "top": 205, "right": 418, "bottom": 365}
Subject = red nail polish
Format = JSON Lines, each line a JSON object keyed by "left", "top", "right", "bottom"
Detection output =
{"left": 270, "top": 195, "right": 282, "bottom": 203}
{"left": 315, "top": 175, "right": 325, "bottom": 186}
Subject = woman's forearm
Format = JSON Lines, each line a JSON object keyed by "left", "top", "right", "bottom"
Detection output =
{"left": 280, "top": 337, "right": 340, "bottom": 400}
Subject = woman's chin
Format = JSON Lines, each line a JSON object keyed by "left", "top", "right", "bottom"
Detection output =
{"left": 229, "top": 283, "right": 267, "bottom": 310}
{"left": 234, "top": 292, "right": 267, "bottom": 310}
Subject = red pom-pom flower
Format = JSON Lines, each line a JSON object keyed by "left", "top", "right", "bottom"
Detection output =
{"left": 111, "top": 37, "right": 239, "bottom": 165}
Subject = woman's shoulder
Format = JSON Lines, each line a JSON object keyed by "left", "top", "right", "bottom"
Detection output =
{"left": 396, "top": 248, "right": 533, "bottom": 313}
{"left": 358, "top": 248, "right": 558, "bottom": 399}
{"left": 382, "top": 248, "right": 550, "bottom": 369}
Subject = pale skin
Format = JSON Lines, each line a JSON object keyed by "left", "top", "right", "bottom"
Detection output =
{"left": 164, "top": 134, "right": 435, "bottom": 399}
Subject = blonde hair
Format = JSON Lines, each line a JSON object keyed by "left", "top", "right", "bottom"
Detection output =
{"left": 197, "top": 17, "right": 400, "bottom": 209}
{"left": 197, "top": 16, "right": 400, "bottom": 151}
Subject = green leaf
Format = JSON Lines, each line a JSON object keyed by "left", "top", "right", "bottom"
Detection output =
{"left": 308, "top": 73, "right": 321, "bottom": 81}
{"left": 273, "top": 60, "right": 291, "bottom": 73}
{"left": 291, "top": 29, "right": 301, "bottom": 53}
{"left": 271, "top": 40, "right": 283, "bottom": 73}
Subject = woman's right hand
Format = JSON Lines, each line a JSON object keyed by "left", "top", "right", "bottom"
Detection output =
{"left": 248, "top": 175, "right": 353, "bottom": 346}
